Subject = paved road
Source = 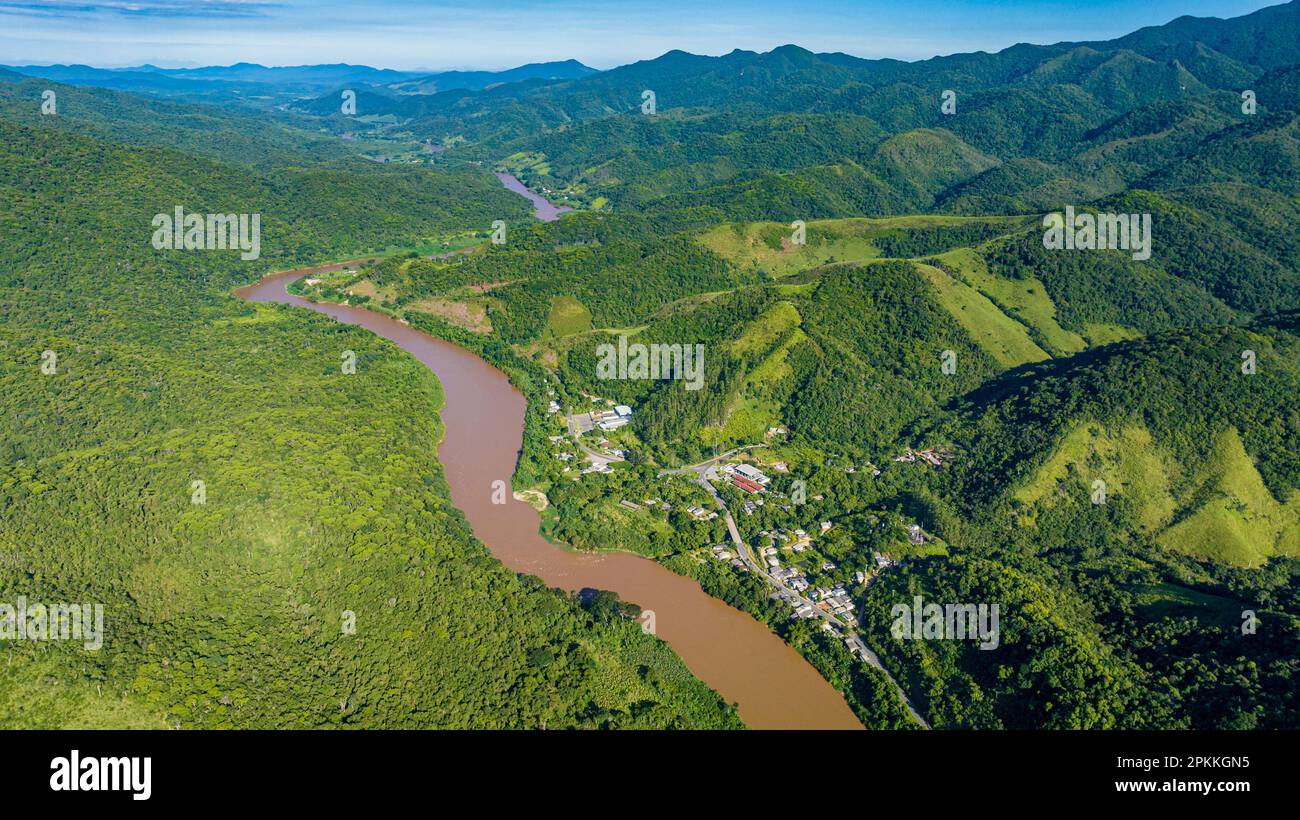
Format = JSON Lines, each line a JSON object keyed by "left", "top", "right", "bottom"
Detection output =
{"left": 566, "top": 405, "right": 626, "bottom": 465}
{"left": 658, "top": 444, "right": 767, "bottom": 478}
{"left": 696, "top": 474, "right": 931, "bottom": 730}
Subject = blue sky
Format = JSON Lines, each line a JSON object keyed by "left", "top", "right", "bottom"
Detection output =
{"left": 0, "top": 0, "right": 1282, "bottom": 70}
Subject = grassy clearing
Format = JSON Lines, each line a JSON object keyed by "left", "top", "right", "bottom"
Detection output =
{"left": 1082, "top": 323, "right": 1143, "bottom": 346}
{"left": 546, "top": 296, "right": 594, "bottom": 337}
{"left": 696, "top": 221, "right": 878, "bottom": 278}
{"left": 696, "top": 302, "right": 805, "bottom": 448}
{"left": 935, "top": 248, "right": 1087, "bottom": 356}
{"left": 696, "top": 215, "right": 1025, "bottom": 279}
{"left": 1014, "top": 422, "right": 1178, "bottom": 532}
{"left": 732, "top": 300, "right": 801, "bottom": 357}
{"left": 1156, "top": 428, "right": 1300, "bottom": 567}
{"left": 501, "top": 151, "right": 552, "bottom": 176}
{"left": 408, "top": 297, "right": 492, "bottom": 333}
{"left": 911, "top": 262, "right": 1050, "bottom": 369}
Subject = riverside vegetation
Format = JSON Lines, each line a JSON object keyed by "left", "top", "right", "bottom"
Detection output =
{"left": 4, "top": 1, "right": 1300, "bottom": 728}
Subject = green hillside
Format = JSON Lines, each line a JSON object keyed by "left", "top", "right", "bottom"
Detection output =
{"left": 0, "top": 117, "right": 740, "bottom": 729}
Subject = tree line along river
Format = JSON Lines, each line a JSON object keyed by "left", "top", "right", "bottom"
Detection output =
{"left": 234, "top": 174, "right": 863, "bottom": 729}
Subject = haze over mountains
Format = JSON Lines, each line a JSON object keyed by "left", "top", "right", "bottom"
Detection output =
{"left": 2, "top": 59, "right": 599, "bottom": 105}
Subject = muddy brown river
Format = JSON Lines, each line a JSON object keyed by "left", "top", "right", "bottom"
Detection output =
{"left": 234, "top": 185, "right": 861, "bottom": 729}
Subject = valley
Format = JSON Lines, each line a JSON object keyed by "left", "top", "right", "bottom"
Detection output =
{"left": 3, "top": 0, "right": 1299, "bottom": 733}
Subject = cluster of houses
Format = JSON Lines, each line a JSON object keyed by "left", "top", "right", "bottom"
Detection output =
{"left": 770, "top": 583, "right": 855, "bottom": 627}
{"left": 766, "top": 550, "right": 907, "bottom": 628}
{"left": 771, "top": 565, "right": 810, "bottom": 593}
{"left": 812, "top": 584, "right": 857, "bottom": 624}
{"left": 759, "top": 525, "right": 828, "bottom": 554}
{"left": 547, "top": 435, "right": 578, "bottom": 473}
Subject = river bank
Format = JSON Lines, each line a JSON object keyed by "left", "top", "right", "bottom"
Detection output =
{"left": 234, "top": 268, "right": 863, "bottom": 730}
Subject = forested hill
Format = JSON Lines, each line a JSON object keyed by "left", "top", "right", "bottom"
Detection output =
{"left": 0, "top": 74, "right": 368, "bottom": 169}
{"left": 285, "top": 1, "right": 1298, "bottom": 221}
{"left": 0, "top": 109, "right": 740, "bottom": 728}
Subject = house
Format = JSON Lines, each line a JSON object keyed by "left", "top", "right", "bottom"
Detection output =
{"left": 618, "top": 499, "right": 640, "bottom": 511}
{"left": 734, "top": 464, "right": 770, "bottom": 485}
{"left": 598, "top": 416, "right": 629, "bottom": 431}
{"left": 820, "top": 521, "right": 833, "bottom": 533}
{"left": 614, "top": 405, "right": 633, "bottom": 418}
{"left": 686, "top": 505, "right": 712, "bottom": 521}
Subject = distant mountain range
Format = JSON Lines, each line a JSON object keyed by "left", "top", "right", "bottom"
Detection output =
{"left": 0, "top": 59, "right": 598, "bottom": 105}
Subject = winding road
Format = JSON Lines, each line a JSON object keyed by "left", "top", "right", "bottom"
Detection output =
{"left": 233, "top": 174, "right": 870, "bottom": 730}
